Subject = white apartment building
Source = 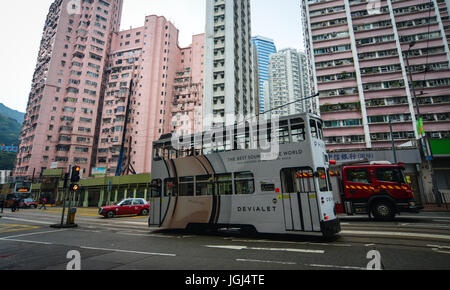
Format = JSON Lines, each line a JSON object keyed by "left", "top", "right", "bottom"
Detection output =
{"left": 204, "top": 0, "right": 256, "bottom": 129}
{"left": 265, "top": 49, "right": 311, "bottom": 118}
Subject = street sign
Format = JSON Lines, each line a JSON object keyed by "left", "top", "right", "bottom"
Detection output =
{"left": 92, "top": 167, "right": 107, "bottom": 176}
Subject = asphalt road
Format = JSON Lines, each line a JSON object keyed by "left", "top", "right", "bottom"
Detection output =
{"left": 0, "top": 207, "right": 449, "bottom": 271}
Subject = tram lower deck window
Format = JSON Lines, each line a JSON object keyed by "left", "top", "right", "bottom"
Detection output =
{"left": 179, "top": 176, "right": 194, "bottom": 196}
{"left": 164, "top": 179, "right": 178, "bottom": 196}
{"left": 317, "top": 168, "right": 330, "bottom": 192}
{"left": 196, "top": 175, "right": 214, "bottom": 196}
{"left": 234, "top": 172, "right": 255, "bottom": 195}
{"left": 281, "top": 167, "right": 315, "bottom": 193}
{"left": 150, "top": 179, "right": 162, "bottom": 198}
{"left": 216, "top": 174, "right": 233, "bottom": 195}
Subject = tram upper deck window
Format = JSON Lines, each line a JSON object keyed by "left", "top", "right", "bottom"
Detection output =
{"left": 234, "top": 123, "right": 251, "bottom": 150}
{"left": 310, "top": 120, "right": 318, "bottom": 138}
{"left": 278, "top": 120, "right": 290, "bottom": 144}
{"left": 153, "top": 145, "right": 163, "bottom": 161}
{"left": 317, "top": 121, "right": 323, "bottom": 140}
{"left": 290, "top": 118, "right": 305, "bottom": 143}
{"left": 310, "top": 119, "right": 323, "bottom": 140}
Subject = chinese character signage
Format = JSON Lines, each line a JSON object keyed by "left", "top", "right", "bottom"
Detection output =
{"left": 0, "top": 145, "right": 18, "bottom": 153}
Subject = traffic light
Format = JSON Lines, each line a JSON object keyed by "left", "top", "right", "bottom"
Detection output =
{"left": 71, "top": 184, "right": 80, "bottom": 192}
{"left": 63, "top": 173, "right": 70, "bottom": 189}
{"left": 71, "top": 166, "right": 81, "bottom": 183}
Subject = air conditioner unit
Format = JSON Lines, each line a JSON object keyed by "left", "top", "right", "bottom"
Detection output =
{"left": 431, "top": 133, "right": 440, "bottom": 138}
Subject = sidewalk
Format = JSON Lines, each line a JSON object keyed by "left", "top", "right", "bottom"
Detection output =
{"left": 422, "top": 204, "right": 450, "bottom": 212}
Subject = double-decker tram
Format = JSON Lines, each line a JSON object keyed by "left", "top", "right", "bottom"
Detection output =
{"left": 148, "top": 113, "right": 341, "bottom": 237}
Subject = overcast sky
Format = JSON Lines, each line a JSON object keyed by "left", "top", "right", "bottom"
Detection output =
{"left": 0, "top": 0, "right": 304, "bottom": 113}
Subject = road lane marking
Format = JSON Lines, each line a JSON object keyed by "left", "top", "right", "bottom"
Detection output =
{"left": 0, "top": 238, "right": 53, "bottom": 245}
{"left": 428, "top": 244, "right": 450, "bottom": 249}
{"left": 80, "top": 246, "right": 176, "bottom": 257}
{"left": 431, "top": 248, "right": 450, "bottom": 255}
{"left": 0, "top": 217, "right": 54, "bottom": 225}
{"left": 0, "top": 229, "right": 68, "bottom": 240}
{"left": 427, "top": 245, "right": 450, "bottom": 255}
{"left": 341, "top": 230, "right": 450, "bottom": 241}
{"left": 115, "top": 221, "right": 148, "bottom": 226}
{"left": 205, "top": 245, "right": 325, "bottom": 254}
{"left": 307, "top": 264, "right": 367, "bottom": 270}
{"left": 236, "top": 259, "right": 297, "bottom": 265}
{"left": 0, "top": 224, "right": 40, "bottom": 234}
{"left": 433, "top": 219, "right": 450, "bottom": 223}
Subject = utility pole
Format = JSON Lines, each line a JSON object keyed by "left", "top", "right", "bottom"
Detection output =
{"left": 116, "top": 78, "right": 134, "bottom": 177}
{"left": 404, "top": 42, "right": 442, "bottom": 206}
{"left": 388, "top": 116, "right": 398, "bottom": 164}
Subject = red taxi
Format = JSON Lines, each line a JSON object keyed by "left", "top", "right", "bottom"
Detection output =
{"left": 99, "top": 198, "right": 150, "bottom": 218}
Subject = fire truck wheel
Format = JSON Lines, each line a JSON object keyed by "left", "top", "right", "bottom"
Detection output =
{"left": 371, "top": 200, "right": 395, "bottom": 221}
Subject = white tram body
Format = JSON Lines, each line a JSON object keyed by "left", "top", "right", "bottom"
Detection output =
{"left": 148, "top": 113, "right": 341, "bottom": 237}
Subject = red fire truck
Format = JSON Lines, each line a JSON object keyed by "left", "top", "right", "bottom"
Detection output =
{"left": 330, "top": 161, "right": 422, "bottom": 220}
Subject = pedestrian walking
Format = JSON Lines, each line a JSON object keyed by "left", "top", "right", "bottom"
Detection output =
{"left": 39, "top": 197, "right": 47, "bottom": 210}
{"left": 0, "top": 196, "right": 4, "bottom": 214}
{"left": 11, "top": 197, "right": 18, "bottom": 212}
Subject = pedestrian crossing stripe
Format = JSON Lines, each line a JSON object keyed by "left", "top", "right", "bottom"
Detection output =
{"left": 0, "top": 224, "right": 40, "bottom": 234}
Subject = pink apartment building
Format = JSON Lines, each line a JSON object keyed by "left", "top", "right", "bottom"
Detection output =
{"left": 15, "top": 0, "right": 205, "bottom": 178}
{"left": 303, "top": 0, "right": 450, "bottom": 151}
{"left": 94, "top": 15, "right": 205, "bottom": 175}
{"left": 15, "top": 0, "right": 123, "bottom": 178}
{"left": 171, "top": 34, "right": 205, "bottom": 137}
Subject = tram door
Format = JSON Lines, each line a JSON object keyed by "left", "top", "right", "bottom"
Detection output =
{"left": 149, "top": 178, "right": 176, "bottom": 227}
{"left": 149, "top": 179, "right": 161, "bottom": 226}
{"left": 281, "top": 168, "right": 321, "bottom": 232}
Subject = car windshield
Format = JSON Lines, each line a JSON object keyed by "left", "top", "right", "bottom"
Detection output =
{"left": 24, "top": 198, "right": 34, "bottom": 202}
{"left": 117, "top": 199, "right": 133, "bottom": 206}
{"left": 376, "top": 167, "right": 406, "bottom": 183}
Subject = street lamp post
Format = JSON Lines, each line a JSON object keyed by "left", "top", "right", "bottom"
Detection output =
{"left": 404, "top": 41, "right": 442, "bottom": 206}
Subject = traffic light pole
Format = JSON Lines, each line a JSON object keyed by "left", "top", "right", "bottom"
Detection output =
{"left": 404, "top": 45, "right": 442, "bottom": 206}
{"left": 51, "top": 165, "right": 79, "bottom": 229}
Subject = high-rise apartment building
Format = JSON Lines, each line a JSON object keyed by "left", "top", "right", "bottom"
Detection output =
{"left": 95, "top": 16, "right": 205, "bottom": 175}
{"left": 171, "top": 34, "right": 206, "bottom": 137}
{"left": 95, "top": 16, "right": 181, "bottom": 175}
{"left": 15, "top": 0, "right": 205, "bottom": 177}
{"left": 15, "top": 0, "right": 123, "bottom": 177}
{"left": 265, "top": 48, "right": 311, "bottom": 117}
{"left": 303, "top": 0, "right": 450, "bottom": 151}
{"left": 204, "top": 0, "right": 255, "bottom": 129}
{"left": 251, "top": 36, "right": 277, "bottom": 114}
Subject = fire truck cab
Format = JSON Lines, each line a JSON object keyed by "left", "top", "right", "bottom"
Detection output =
{"left": 332, "top": 161, "right": 422, "bottom": 220}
